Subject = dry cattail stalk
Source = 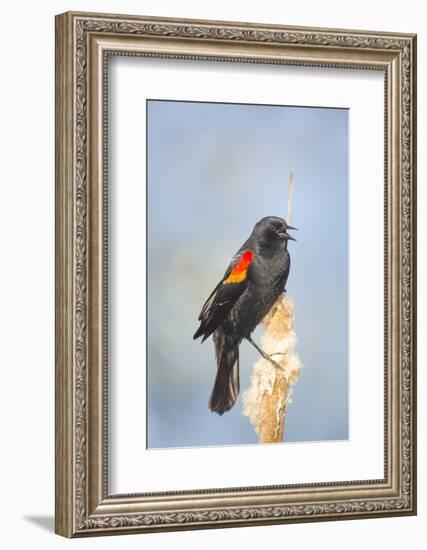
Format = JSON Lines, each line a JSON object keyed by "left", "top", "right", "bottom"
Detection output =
{"left": 243, "top": 170, "right": 302, "bottom": 443}
{"left": 242, "top": 293, "right": 302, "bottom": 442}
{"left": 287, "top": 170, "right": 294, "bottom": 225}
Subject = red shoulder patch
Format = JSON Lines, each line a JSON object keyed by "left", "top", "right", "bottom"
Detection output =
{"left": 224, "top": 250, "right": 254, "bottom": 284}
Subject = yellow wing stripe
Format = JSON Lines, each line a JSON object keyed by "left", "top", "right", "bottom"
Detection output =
{"left": 224, "top": 271, "right": 247, "bottom": 284}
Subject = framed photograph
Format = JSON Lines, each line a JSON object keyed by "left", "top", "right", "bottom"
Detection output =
{"left": 55, "top": 11, "right": 417, "bottom": 537}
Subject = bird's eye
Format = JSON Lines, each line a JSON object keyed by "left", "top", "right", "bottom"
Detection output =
{"left": 268, "top": 223, "right": 280, "bottom": 233}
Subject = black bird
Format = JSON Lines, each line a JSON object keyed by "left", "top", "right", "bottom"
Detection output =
{"left": 193, "top": 216, "right": 296, "bottom": 415}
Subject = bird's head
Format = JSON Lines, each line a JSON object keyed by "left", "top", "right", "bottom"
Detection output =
{"left": 253, "top": 216, "right": 297, "bottom": 246}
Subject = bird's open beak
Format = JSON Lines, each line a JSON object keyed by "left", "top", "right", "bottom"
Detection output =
{"left": 277, "top": 229, "right": 297, "bottom": 241}
{"left": 277, "top": 223, "right": 297, "bottom": 241}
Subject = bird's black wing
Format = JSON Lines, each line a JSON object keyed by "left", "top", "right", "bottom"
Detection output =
{"left": 193, "top": 249, "right": 254, "bottom": 342}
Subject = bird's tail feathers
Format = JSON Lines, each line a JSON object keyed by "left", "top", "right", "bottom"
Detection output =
{"left": 209, "top": 332, "right": 240, "bottom": 415}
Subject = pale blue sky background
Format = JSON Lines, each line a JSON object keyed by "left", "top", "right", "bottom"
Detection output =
{"left": 147, "top": 99, "right": 348, "bottom": 448}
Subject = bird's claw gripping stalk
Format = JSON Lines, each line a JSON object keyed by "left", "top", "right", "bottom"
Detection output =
{"left": 245, "top": 335, "right": 285, "bottom": 373}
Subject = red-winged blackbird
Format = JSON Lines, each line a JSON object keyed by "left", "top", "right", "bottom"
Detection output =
{"left": 194, "top": 216, "right": 296, "bottom": 415}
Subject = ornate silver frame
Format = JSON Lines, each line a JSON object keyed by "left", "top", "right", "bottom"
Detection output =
{"left": 55, "top": 11, "right": 417, "bottom": 537}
